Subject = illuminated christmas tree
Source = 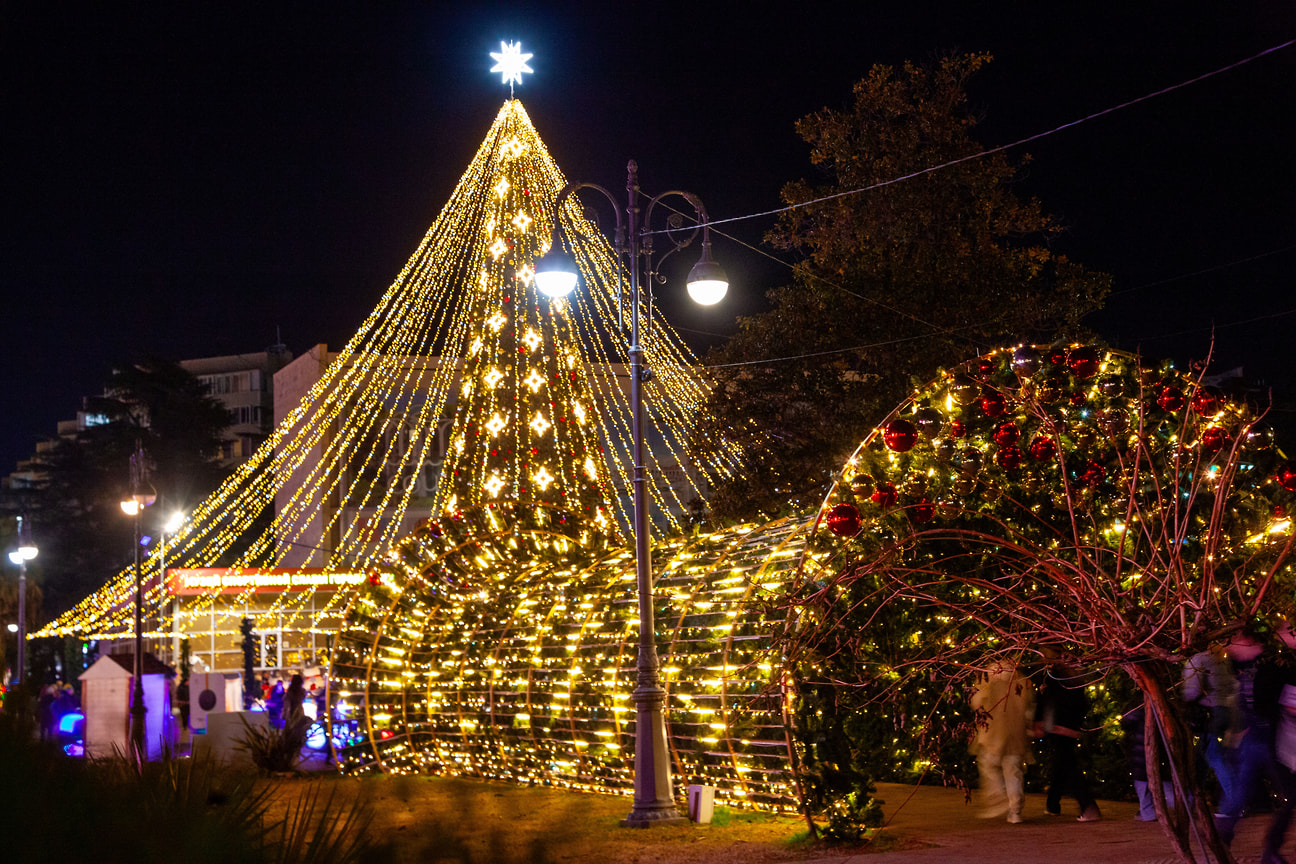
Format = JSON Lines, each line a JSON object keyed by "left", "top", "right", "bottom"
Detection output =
{"left": 35, "top": 99, "right": 742, "bottom": 645}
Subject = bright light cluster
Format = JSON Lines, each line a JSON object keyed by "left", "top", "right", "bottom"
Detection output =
{"left": 330, "top": 504, "right": 810, "bottom": 810}
{"left": 33, "top": 101, "right": 744, "bottom": 673}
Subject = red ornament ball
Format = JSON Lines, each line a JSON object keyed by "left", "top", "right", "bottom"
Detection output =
{"left": 883, "top": 418, "right": 919, "bottom": 452}
{"left": 849, "top": 473, "right": 874, "bottom": 498}
{"left": 1046, "top": 347, "right": 1068, "bottom": 367}
{"left": 909, "top": 498, "right": 935, "bottom": 524}
{"left": 1157, "top": 386, "right": 1186, "bottom": 413}
{"left": 980, "top": 389, "right": 1007, "bottom": 417}
{"left": 976, "top": 356, "right": 997, "bottom": 378}
{"left": 1277, "top": 464, "right": 1296, "bottom": 493}
{"left": 1200, "top": 426, "right": 1229, "bottom": 452}
{"left": 367, "top": 569, "right": 383, "bottom": 586}
{"left": 996, "top": 444, "right": 1023, "bottom": 470}
{"left": 1080, "top": 461, "right": 1106, "bottom": 487}
{"left": 871, "top": 481, "right": 898, "bottom": 508}
{"left": 992, "top": 422, "right": 1020, "bottom": 447}
{"left": 825, "top": 502, "right": 862, "bottom": 537}
{"left": 949, "top": 419, "right": 968, "bottom": 438}
{"left": 1190, "top": 387, "right": 1222, "bottom": 415}
{"left": 1029, "top": 436, "right": 1058, "bottom": 462}
{"left": 1068, "top": 391, "right": 1087, "bottom": 407}
{"left": 1067, "top": 346, "right": 1102, "bottom": 379}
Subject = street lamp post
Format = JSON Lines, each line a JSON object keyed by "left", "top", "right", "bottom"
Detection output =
{"left": 8, "top": 515, "right": 38, "bottom": 686}
{"left": 535, "top": 160, "right": 728, "bottom": 827}
{"left": 120, "top": 441, "right": 156, "bottom": 759}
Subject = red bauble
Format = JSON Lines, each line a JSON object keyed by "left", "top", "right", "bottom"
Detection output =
{"left": 367, "top": 569, "right": 383, "bottom": 586}
{"left": 825, "top": 502, "right": 862, "bottom": 537}
{"left": 1277, "top": 464, "right": 1296, "bottom": 493}
{"left": 976, "top": 356, "right": 996, "bottom": 378}
{"left": 1080, "top": 461, "right": 1106, "bottom": 487}
{"left": 1067, "top": 346, "right": 1102, "bottom": 379}
{"left": 996, "top": 444, "right": 1023, "bottom": 469}
{"left": 1277, "top": 505, "right": 1288, "bottom": 519}
{"left": 883, "top": 418, "right": 919, "bottom": 452}
{"left": 949, "top": 419, "right": 968, "bottom": 438}
{"left": 1190, "top": 387, "right": 1222, "bottom": 415}
{"left": 871, "top": 481, "right": 898, "bottom": 508}
{"left": 849, "top": 473, "right": 874, "bottom": 498}
{"left": 1068, "top": 391, "right": 1087, "bottom": 406}
{"left": 1158, "top": 386, "right": 1186, "bottom": 412}
{"left": 909, "top": 498, "right": 935, "bottom": 524}
{"left": 1029, "top": 436, "right": 1058, "bottom": 461}
{"left": 1200, "top": 426, "right": 1229, "bottom": 452}
{"left": 1046, "top": 347, "right": 1068, "bottom": 367}
{"left": 992, "top": 422, "right": 1020, "bottom": 447}
{"left": 980, "top": 389, "right": 1007, "bottom": 417}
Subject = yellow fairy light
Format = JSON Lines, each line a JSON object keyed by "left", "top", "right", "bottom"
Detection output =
{"left": 512, "top": 211, "right": 532, "bottom": 232}
{"left": 502, "top": 135, "right": 524, "bottom": 158}
{"left": 521, "top": 328, "right": 543, "bottom": 352}
{"left": 572, "top": 401, "right": 586, "bottom": 423}
{"left": 493, "top": 177, "right": 510, "bottom": 199}
{"left": 468, "top": 337, "right": 483, "bottom": 356}
{"left": 515, "top": 263, "right": 535, "bottom": 286}
{"left": 486, "top": 311, "right": 508, "bottom": 331}
{"left": 489, "top": 238, "right": 509, "bottom": 259}
{"left": 583, "top": 457, "right": 597, "bottom": 479}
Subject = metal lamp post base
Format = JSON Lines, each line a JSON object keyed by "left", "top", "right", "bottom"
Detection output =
{"left": 621, "top": 683, "right": 688, "bottom": 827}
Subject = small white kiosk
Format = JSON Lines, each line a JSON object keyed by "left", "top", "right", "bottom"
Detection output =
{"left": 78, "top": 653, "right": 175, "bottom": 760}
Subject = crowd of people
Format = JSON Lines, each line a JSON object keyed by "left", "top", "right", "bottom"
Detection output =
{"left": 971, "top": 624, "right": 1296, "bottom": 864}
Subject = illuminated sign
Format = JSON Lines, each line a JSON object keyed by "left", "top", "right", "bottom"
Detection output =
{"left": 169, "top": 568, "right": 366, "bottom": 596}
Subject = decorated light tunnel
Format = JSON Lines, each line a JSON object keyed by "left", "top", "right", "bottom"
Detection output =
{"left": 329, "top": 503, "right": 812, "bottom": 809}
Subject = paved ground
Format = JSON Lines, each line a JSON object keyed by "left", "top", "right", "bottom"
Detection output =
{"left": 808, "top": 782, "right": 1278, "bottom": 864}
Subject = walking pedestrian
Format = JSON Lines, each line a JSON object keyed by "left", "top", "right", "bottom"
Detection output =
{"left": 1211, "top": 626, "right": 1284, "bottom": 849}
{"left": 971, "top": 659, "right": 1033, "bottom": 823}
{"left": 1034, "top": 654, "right": 1102, "bottom": 821}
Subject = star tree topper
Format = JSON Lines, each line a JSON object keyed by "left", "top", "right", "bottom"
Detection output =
{"left": 490, "top": 41, "right": 533, "bottom": 95}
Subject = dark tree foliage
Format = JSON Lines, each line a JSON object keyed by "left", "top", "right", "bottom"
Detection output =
{"left": 699, "top": 53, "right": 1110, "bottom": 522}
{"left": 9, "top": 358, "right": 231, "bottom": 616}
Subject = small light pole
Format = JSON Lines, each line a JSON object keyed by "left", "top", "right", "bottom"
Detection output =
{"left": 120, "top": 441, "right": 156, "bottom": 760}
{"left": 535, "top": 161, "right": 728, "bottom": 827}
{"left": 8, "top": 515, "right": 38, "bottom": 686}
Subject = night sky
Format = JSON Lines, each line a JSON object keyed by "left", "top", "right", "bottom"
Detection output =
{"left": 3, "top": 2, "right": 1295, "bottom": 476}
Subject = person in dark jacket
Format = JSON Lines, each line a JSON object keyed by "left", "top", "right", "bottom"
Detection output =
{"left": 1034, "top": 655, "right": 1102, "bottom": 821}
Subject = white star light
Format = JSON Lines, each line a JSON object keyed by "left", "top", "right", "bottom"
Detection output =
{"left": 490, "top": 41, "right": 533, "bottom": 87}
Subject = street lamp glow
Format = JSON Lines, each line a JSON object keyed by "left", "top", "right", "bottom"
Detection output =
{"left": 164, "top": 512, "right": 185, "bottom": 533}
{"left": 120, "top": 500, "right": 140, "bottom": 516}
{"left": 685, "top": 242, "right": 729, "bottom": 305}
{"left": 533, "top": 246, "right": 579, "bottom": 298}
{"left": 5, "top": 624, "right": 15, "bottom": 633}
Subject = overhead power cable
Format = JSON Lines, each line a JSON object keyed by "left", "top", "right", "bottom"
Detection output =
{"left": 649, "top": 38, "right": 1296, "bottom": 236}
